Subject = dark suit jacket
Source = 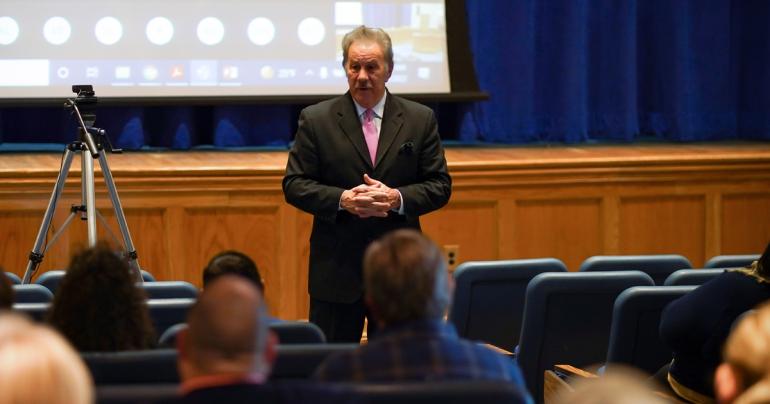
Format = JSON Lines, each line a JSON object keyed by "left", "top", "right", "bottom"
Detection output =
{"left": 283, "top": 91, "right": 451, "bottom": 303}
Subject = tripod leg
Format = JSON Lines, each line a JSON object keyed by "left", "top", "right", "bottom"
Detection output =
{"left": 22, "top": 147, "right": 77, "bottom": 283}
{"left": 97, "top": 153, "right": 142, "bottom": 283}
{"left": 83, "top": 149, "right": 98, "bottom": 247}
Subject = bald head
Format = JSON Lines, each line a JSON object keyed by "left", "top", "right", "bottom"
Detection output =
{"left": 182, "top": 275, "right": 271, "bottom": 377}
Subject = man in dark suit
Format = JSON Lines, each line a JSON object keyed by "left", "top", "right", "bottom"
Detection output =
{"left": 283, "top": 25, "right": 452, "bottom": 343}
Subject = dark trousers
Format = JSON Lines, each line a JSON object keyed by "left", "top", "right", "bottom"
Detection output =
{"left": 309, "top": 297, "right": 378, "bottom": 343}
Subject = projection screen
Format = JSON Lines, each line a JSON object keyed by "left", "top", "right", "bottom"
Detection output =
{"left": 0, "top": 0, "right": 449, "bottom": 99}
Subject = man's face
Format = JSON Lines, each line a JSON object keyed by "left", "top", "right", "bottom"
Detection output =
{"left": 345, "top": 40, "right": 392, "bottom": 109}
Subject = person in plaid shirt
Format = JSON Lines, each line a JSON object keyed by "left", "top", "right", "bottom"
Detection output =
{"left": 314, "top": 229, "right": 531, "bottom": 400}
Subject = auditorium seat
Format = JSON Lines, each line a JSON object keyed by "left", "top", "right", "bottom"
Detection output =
{"left": 34, "top": 270, "right": 65, "bottom": 293}
{"left": 146, "top": 298, "right": 195, "bottom": 337}
{"left": 703, "top": 254, "right": 759, "bottom": 269}
{"left": 271, "top": 343, "right": 360, "bottom": 380}
{"left": 82, "top": 349, "right": 179, "bottom": 385}
{"left": 448, "top": 258, "right": 567, "bottom": 352}
{"left": 663, "top": 268, "right": 724, "bottom": 286}
{"left": 157, "top": 323, "right": 187, "bottom": 348}
{"left": 271, "top": 321, "right": 327, "bottom": 344}
{"left": 4, "top": 271, "right": 21, "bottom": 285}
{"left": 138, "top": 270, "right": 156, "bottom": 282}
{"left": 12, "top": 302, "right": 50, "bottom": 321}
{"left": 81, "top": 343, "right": 359, "bottom": 385}
{"left": 140, "top": 281, "right": 198, "bottom": 299}
{"left": 605, "top": 285, "right": 696, "bottom": 374}
{"left": 345, "top": 380, "right": 531, "bottom": 404}
{"left": 158, "top": 321, "right": 327, "bottom": 348}
{"left": 36, "top": 269, "right": 156, "bottom": 294}
{"left": 516, "top": 271, "right": 654, "bottom": 403}
{"left": 579, "top": 254, "right": 692, "bottom": 285}
{"left": 95, "top": 384, "right": 178, "bottom": 404}
{"left": 12, "top": 284, "right": 54, "bottom": 303}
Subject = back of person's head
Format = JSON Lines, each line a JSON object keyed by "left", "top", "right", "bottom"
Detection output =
{"left": 363, "top": 229, "right": 451, "bottom": 327}
{"left": 202, "top": 250, "right": 264, "bottom": 292}
{"left": 715, "top": 301, "right": 770, "bottom": 404}
{"left": 555, "top": 367, "right": 669, "bottom": 404}
{"left": 0, "top": 312, "right": 93, "bottom": 404}
{"left": 179, "top": 274, "right": 275, "bottom": 380}
{"left": 0, "top": 268, "right": 13, "bottom": 309}
{"left": 48, "top": 242, "right": 155, "bottom": 351}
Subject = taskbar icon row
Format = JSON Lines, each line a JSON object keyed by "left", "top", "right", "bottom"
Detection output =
{"left": 46, "top": 60, "right": 345, "bottom": 86}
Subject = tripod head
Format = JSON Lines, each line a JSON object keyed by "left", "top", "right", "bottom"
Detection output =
{"left": 65, "top": 85, "right": 101, "bottom": 158}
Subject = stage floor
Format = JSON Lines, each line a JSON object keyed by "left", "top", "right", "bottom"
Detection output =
{"left": 1, "top": 142, "right": 769, "bottom": 178}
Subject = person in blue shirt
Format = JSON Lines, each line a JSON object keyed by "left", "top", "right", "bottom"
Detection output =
{"left": 314, "top": 229, "right": 531, "bottom": 402}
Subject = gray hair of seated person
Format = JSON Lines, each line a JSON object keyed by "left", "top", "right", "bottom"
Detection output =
{"left": 363, "top": 229, "right": 450, "bottom": 325}
{"left": 341, "top": 25, "right": 394, "bottom": 72}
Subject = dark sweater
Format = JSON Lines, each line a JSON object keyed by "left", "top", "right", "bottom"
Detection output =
{"left": 660, "top": 270, "right": 770, "bottom": 398}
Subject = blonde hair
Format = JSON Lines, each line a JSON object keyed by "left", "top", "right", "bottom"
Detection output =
{"left": 0, "top": 312, "right": 93, "bottom": 404}
{"left": 723, "top": 302, "right": 770, "bottom": 404}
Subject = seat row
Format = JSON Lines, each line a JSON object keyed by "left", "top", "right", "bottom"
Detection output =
{"left": 9, "top": 277, "right": 198, "bottom": 304}
{"left": 12, "top": 298, "right": 326, "bottom": 346}
{"left": 450, "top": 254, "right": 757, "bottom": 352}
{"left": 448, "top": 253, "right": 758, "bottom": 403}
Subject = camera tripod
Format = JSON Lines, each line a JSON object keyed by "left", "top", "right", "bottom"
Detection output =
{"left": 21, "top": 86, "right": 141, "bottom": 284}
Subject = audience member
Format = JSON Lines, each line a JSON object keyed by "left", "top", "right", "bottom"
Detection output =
{"left": 202, "top": 250, "right": 281, "bottom": 324}
{"left": 202, "top": 250, "right": 264, "bottom": 291}
{"left": 48, "top": 243, "right": 156, "bottom": 351}
{"left": 0, "top": 268, "right": 12, "bottom": 309}
{"left": 660, "top": 241, "right": 770, "bottom": 403}
{"left": 0, "top": 312, "right": 93, "bottom": 403}
{"left": 714, "top": 301, "right": 770, "bottom": 404}
{"left": 314, "top": 229, "right": 530, "bottom": 395}
{"left": 175, "top": 274, "right": 278, "bottom": 403}
{"left": 555, "top": 367, "right": 669, "bottom": 404}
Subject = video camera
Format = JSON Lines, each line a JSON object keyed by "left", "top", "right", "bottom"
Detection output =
{"left": 65, "top": 85, "right": 108, "bottom": 157}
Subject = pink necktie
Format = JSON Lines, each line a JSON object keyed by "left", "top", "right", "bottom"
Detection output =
{"left": 363, "top": 108, "right": 378, "bottom": 164}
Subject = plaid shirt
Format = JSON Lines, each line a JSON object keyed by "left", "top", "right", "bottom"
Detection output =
{"left": 314, "top": 320, "right": 530, "bottom": 396}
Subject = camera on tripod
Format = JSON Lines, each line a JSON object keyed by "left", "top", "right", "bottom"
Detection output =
{"left": 65, "top": 85, "right": 120, "bottom": 157}
{"left": 22, "top": 84, "right": 141, "bottom": 284}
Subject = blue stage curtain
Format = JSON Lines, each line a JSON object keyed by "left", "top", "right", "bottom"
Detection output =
{"left": 2, "top": 0, "right": 769, "bottom": 148}
{"left": 465, "top": 0, "right": 770, "bottom": 143}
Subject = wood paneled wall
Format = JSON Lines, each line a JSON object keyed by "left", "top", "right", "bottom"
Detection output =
{"left": 1, "top": 145, "right": 769, "bottom": 319}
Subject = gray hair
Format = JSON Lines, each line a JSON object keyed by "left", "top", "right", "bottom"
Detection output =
{"left": 364, "top": 229, "right": 450, "bottom": 325}
{"left": 341, "top": 25, "right": 394, "bottom": 71}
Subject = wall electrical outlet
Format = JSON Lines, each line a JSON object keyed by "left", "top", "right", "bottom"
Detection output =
{"left": 443, "top": 244, "right": 460, "bottom": 272}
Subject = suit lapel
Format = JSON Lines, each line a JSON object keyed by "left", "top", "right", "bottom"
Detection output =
{"left": 374, "top": 92, "right": 404, "bottom": 169}
{"left": 335, "top": 93, "right": 373, "bottom": 167}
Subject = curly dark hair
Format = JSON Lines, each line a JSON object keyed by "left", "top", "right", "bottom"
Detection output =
{"left": 47, "top": 243, "right": 156, "bottom": 351}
